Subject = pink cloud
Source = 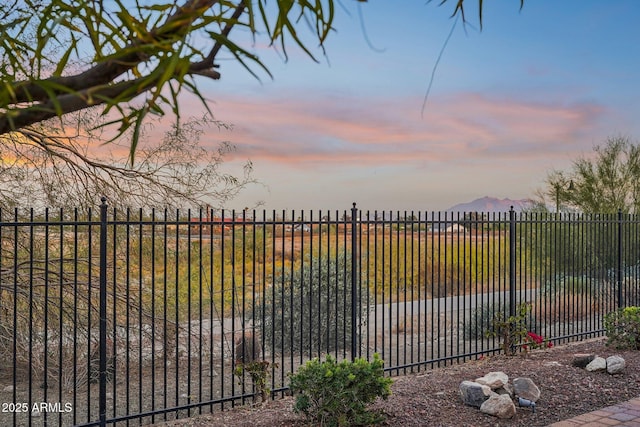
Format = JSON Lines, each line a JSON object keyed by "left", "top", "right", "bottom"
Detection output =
{"left": 197, "top": 90, "right": 606, "bottom": 168}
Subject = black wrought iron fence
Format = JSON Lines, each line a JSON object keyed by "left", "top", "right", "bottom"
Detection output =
{"left": 1, "top": 201, "right": 639, "bottom": 426}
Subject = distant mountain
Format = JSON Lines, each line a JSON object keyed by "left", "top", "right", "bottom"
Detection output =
{"left": 446, "top": 196, "right": 534, "bottom": 213}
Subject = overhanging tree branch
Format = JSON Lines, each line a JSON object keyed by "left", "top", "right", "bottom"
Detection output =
{"left": 1, "top": 76, "right": 164, "bottom": 133}
{"left": 0, "top": 0, "right": 510, "bottom": 157}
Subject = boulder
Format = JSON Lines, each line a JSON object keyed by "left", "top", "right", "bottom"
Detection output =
{"left": 572, "top": 353, "right": 596, "bottom": 368}
{"left": 585, "top": 356, "right": 607, "bottom": 372}
{"left": 475, "top": 371, "right": 509, "bottom": 390}
{"left": 495, "top": 383, "right": 514, "bottom": 398}
{"left": 606, "top": 355, "right": 626, "bottom": 374}
{"left": 459, "top": 381, "right": 493, "bottom": 408}
{"left": 480, "top": 394, "right": 516, "bottom": 419}
{"left": 513, "top": 377, "right": 541, "bottom": 402}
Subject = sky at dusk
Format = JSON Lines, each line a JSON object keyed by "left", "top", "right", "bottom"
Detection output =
{"left": 184, "top": 1, "right": 640, "bottom": 212}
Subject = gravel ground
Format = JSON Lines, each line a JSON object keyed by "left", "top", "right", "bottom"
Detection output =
{"left": 154, "top": 337, "right": 640, "bottom": 427}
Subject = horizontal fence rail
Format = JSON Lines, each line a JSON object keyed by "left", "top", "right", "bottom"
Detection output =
{"left": 1, "top": 202, "right": 639, "bottom": 426}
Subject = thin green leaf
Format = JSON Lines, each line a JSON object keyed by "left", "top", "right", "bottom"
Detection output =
{"left": 207, "top": 31, "right": 272, "bottom": 80}
{"left": 53, "top": 34, "right": 78, "bottom": 77}
{"left": 144, "top": 4, "right": 174, "bottom": 13}
{"left": 130, "top": 106, "right": 149, "bottom": 164}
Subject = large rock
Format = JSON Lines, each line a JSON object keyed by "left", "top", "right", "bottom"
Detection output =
{"left": 480, "top": 394, "right": 516, "bottom": 419}
{"left": 513, "top": 377, "right": 541, "bottom": 402}
{"left": 475, "top": 372, "right": 509, "bottom": 390}
{"left": 572, "top": 353, "right": 596, "bottom": 368}
{"left": 606, "top": 355, "right": 626, "bottom": 374}
{"left": 495, "top": 383, "right": 514, "bottom": 398}
{"left": 585, "top": 356, "right": 607, "bottom": 372}
{"left": 459, "top": 381, "right": 493, "bottom": 408}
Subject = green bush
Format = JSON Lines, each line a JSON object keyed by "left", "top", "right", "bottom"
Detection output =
{"left": 253, "top": 253, "right": 367, "bottom": 355}
{"left": 604, "top": 306, "right": 640, "bottom": 349}
{"left": 289, "top": 354, "right": 392, "bottom": 426}
{"left": 464, "top": 302, "right": 506, "bottom": 340}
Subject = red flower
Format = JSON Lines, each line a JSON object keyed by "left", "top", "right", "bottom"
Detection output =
{"left": 547, "top": 341, "right": 554, "bottom": 348}
{"left": 526, "top": 332, "right": 544, "bottom": 345}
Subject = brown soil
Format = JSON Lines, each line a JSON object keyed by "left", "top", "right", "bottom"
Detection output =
{"left": 155, "top": 338, "right": 640, "bottom": 427}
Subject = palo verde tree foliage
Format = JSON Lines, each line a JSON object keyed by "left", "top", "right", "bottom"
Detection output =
{"left": 528, "top": 137, "right": 640, "bottom": 307}
{"left": 542, "top": 136, "right": 640, "bottom": 215}
{"left": 0, "top": 0, "right": 523, "bottom": 161}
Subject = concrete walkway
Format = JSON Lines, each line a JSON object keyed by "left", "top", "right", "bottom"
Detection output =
{"left": 548, "top": 397, "right": 640, "bottom": 426}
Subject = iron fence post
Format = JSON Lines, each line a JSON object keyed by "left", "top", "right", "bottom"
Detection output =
{"left": 99, "top": 197, "right": 108, "bottom": 427}
{"left": 617, "top": 209, "right": 623, "bottom": 308}
{"left": 509, "top": 206, "right": 516, "bottom": 318}
{"left": 350, "top": 202, "right": 358, "bottom": 361}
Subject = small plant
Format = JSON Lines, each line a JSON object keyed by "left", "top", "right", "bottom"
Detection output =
{"left": 486, "top": 303, "right": 531, "bottom": 356}
{"left": 604, "top": 306, "right": 640, "bottom": 350}
{"left": 485, "top": 303, "right": 552, "bottom": 355}
{"left": 288, "top": 354, "right": 393, "bottom": 426}
{"left": 234, "top": 360, "right": 273, "bottom": 403}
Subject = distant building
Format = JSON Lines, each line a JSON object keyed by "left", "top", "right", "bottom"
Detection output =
{"left": 445, "top": 223, "right": 466, "bottom": 233}
{"left": 430, "top": 222, "right": 467, "bottom": 233}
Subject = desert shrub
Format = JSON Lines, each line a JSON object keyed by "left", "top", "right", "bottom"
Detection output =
{"left": 534, "top": 292, "right": 598, "bottom": 323}
{"left": 289, "top": 354, "right": 392, "bottom": 427}
{"left": 614, "top": 277, "right": 640, "bottom": 308}
{"left": 539, "top": 274, "right": 637, "bottom": 315}
{"left": 604, "top": 306, "right": 640, "bottom": 349}
{"left": 464, "top": 302, "right": 506, "bottom": 340}
{"left": 541, "top": 274, "right": 597, "bottom": 297}
{"left": 253, "top": 252, "right": 367, "bottom": 355}
{"left": 562, "top": 275, "right": 596, "bottom": 295}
